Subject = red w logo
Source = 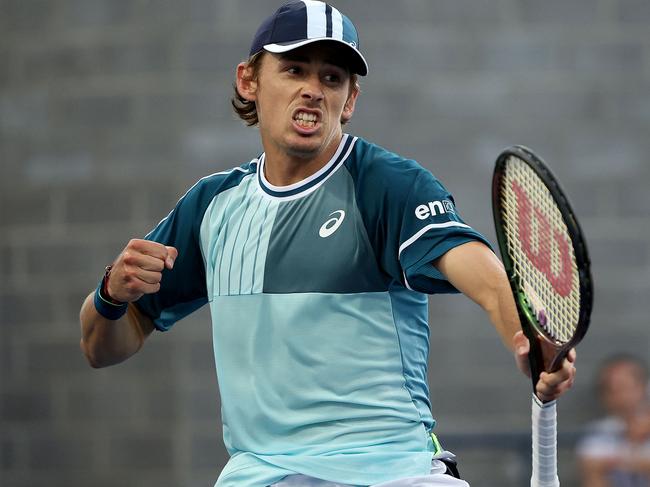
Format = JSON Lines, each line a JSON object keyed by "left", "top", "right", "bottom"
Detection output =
{"left": 511, "top": 181, "right": 573, "bottom": 297}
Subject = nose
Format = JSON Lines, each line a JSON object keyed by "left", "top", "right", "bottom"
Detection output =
{"left": 301, "top": 74, "right": 324, "bottom": 102}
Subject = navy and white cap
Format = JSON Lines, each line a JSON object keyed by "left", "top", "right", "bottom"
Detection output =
{"left": 249, "top": 0, "right": 368, "bottom": 76}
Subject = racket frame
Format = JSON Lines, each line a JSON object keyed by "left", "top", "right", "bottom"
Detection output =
{"left": 492, "top": 145, "right": 594, "bottom": 487}
{"left": 491, "top": 145, "right": 593, "bottom": 387}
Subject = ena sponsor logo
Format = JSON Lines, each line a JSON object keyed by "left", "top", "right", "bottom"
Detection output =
{"left": 414, "top": 200, "right": 455, "bottom": 220}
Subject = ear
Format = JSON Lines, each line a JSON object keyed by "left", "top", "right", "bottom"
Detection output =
{"left": 236, "top": 62, "right": 258, "bottom": 101}
{"left": 341, "top": 83, "right": 359, "bottom": 124}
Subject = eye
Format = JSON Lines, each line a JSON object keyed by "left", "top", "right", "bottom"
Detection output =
{"left": 323, "top": 73, "right": 341, "bottom": 84}
{"left": 322, "top": 64, "right": 348, "bottom": 86}
{"left": 286, "top": 65, "right": 302, "bottom": 75}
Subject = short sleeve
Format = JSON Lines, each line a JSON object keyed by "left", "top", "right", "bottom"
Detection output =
{"left": 134, "top": 181, "right": 213, "bottom": 331}
{"left": 396, "top": 170, "right": 492, "bottom": 294}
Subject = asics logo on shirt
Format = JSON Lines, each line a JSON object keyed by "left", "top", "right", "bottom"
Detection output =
{"left": 319, "top": 210, "right": 346, "bottom": 238}
{"left": 415, "top": 200, "right": 455, "bottom": 220}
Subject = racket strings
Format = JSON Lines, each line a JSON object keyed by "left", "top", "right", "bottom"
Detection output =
{"left": 499, "top": 156, "right": 580, "bottom": 343}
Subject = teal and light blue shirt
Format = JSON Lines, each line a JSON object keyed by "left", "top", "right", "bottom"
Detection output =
{"left": 135, "top": 135, "right": 490, "bottom": 487}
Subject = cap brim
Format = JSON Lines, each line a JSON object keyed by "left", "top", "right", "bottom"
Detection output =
{"left": 263, "top": 38, "right": 368, "bottom": 76}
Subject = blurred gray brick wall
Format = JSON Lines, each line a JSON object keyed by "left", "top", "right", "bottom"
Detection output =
{"left": 1, "top": 1, "right": 648, "bottom": 486}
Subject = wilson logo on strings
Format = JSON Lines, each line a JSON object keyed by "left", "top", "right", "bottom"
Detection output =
{"left": 512, "top": 181, "right": 573, "bottom": 297}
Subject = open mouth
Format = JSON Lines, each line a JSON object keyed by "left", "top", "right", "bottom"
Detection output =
{"left": 294, "top": 111, "right": 318, "bottom": 129}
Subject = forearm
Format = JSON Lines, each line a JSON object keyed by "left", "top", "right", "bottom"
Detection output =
{"left": 468, "top": 253, "right": 520, "bottom": 352}
{"left": 79, "top": 239, "right": 175, "bottom": 367}
{"left": 579, "top": 457, "right": 610, "bottom": 487}
{"left": 622, "top": 454, "right": 650, "bottom": 475}
{"left": 435, "top": 241, "right": 521, "bottom": 350}
{"left": 79, "top": 292, "right": 153, "bottom": 368}
{"left": 434, "top": 239, "right": 576, "bottom": 400}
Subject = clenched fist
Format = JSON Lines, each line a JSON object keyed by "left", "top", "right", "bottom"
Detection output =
{"left": 106, "top": 239, "right": 178, "bottom": 303}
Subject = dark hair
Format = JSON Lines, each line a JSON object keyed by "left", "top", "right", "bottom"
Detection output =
{"left": 231, "top": 51, "right": 360, "bottom": 127}
{"left": 231, "top": 52, "right": 265, "bottom": 127}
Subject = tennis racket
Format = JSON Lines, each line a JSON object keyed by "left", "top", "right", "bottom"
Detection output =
{"left": 491, "top": 145, "right": 593, "bottom": 487}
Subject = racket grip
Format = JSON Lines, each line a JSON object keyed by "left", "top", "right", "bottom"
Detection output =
{"left": 530, "top": 394, "right": 560, "bottom": 487}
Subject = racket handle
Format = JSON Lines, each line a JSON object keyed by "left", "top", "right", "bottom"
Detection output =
{"left": 530, "top": 394, "right": 560, "bottom": 487}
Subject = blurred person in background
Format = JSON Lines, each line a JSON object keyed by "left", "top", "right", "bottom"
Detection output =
{"left": 577, "top": 354, "right": 650, "bottom": 487}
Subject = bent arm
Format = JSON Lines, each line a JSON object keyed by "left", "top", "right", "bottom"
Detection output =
{"left": 434, "top": 240, "right": 577, "bottom": 401}
{"left": 79, "top": 239, "right": 177, "bottom": 368}
{"left": 80, "top": 293, "right": 154, "bottom": 368}
{"left": 434, "top": 240, "right": 520, "bottom": 350}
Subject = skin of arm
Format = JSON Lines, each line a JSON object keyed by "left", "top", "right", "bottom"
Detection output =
{"left": 578, "top": 453, "right": 650, "bottom": 486}
{"left": 434, "top": 241, "right": 576, "bottom": 401}
{"left": 80, "top": 297, "right": 155, "bottom": 368}
{"left": 621, "top": 455, "right": 650, "bottom": 475}
{"left": 578, "top": 456, "right": 611, "bottom": 487}
{"left": 622, "top": 410, "right": 650, "bottom": 475}
{"left": 79, "top": 239, "right": 177, "bottom": 368}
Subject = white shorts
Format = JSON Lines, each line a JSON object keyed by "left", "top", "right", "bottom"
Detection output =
{"left": 270, "top": 459, "right": 470, "bottom": 487}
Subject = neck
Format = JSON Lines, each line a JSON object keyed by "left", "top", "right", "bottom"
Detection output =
{"left": 263, "top": 135, "right": 344, "bottom": 187}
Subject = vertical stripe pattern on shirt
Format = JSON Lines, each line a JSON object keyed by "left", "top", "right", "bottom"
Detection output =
{"left": 239, "top": 194, "right": 264, "bottom": 293}
{"left": 251, "top": 198, "right": 273, "bottom": 293}
{"left": 200, "top": 174, "right": 278, "bottom": 297}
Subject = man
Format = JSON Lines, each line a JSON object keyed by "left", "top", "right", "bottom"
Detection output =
{"left": 577, "top": 355, "right": 650, "bottom": 487}
{"left": 79, "top": 2, "right": 576, "bottom": 486}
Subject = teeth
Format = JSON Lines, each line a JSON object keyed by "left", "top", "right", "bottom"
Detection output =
{"left": 294, "top": 112, "right": 317, "bottom": 125}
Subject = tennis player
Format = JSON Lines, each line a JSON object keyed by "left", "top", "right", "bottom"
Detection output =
{"left": 79, "top": 2, "right": 577, "bottom": 486}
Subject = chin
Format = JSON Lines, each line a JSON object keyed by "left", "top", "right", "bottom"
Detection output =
{"left": 286, "top": 145, "right": 321, "bottom": 160}
{"left": 286, "top": 136, "right": 323, "bottom": 155}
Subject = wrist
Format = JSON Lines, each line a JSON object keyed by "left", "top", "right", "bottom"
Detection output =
{"left": 101, "top": 266, "right": 124, "bottom": 304}
{"left": 93, "top": 265, "right": 128, "bottom": 320}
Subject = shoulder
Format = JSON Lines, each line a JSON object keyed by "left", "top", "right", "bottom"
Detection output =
{"left": 179, "top": 158, "right": 259, "bottom": 208}
{"left": 148, "top": 158, "right": 258, "bottom": 236}
{"left": 345, "top": 136, "right": 439, "bottom": 194}
{"left": 576, "top": 416, "right": 628, "bottom": 457}
{"left": 190, "top": 159, "right": 258, "bottom": 196}
{"left": 145, "top": 158, "right": 259, "bottom": 241}
{"left": 580, "top": 416, "right": 625, "bottom": 442}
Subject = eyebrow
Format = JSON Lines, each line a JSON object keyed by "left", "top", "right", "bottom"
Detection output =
{"left": 279, "top": 52, "right": 348, "bottom": 71}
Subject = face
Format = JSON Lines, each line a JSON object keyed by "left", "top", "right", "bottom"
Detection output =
{"left": 237, "top": 43, "right": 359, "bottom": 167}
{"left": 600, "top": 361, "right": 648, "bottom": 418}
